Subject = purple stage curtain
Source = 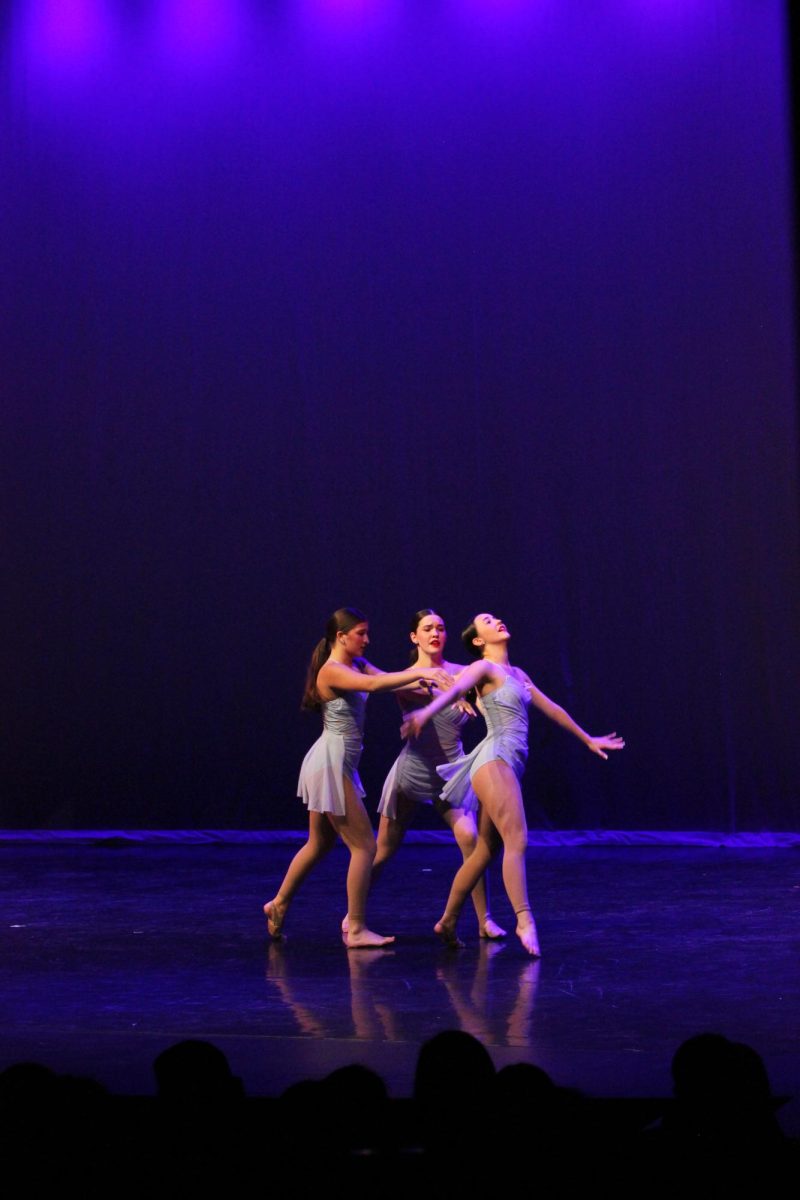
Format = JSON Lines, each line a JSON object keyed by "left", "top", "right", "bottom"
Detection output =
{"left": 1, "top": 1, "right": 798, "bottom": 830}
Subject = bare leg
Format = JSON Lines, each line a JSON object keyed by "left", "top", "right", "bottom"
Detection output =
{"left": 373, "top": 794, "right": 417, "bottom": 881}
{"left": 331, "top": 779, "right": 395, "bottom": 949}
{"left": 440, "top": 804, "right": 506, "bottom": 939}
{"left": 435, "top": 804, "right": 496, "bottom": 946}
{"left": 343, "top": 795, "right": 416, "bottom": 935}
{"left": 264, "top": 812, "right": 337, "bottom": 937}
{"left": 475, "top": 762, "right": 540, "bottom": 957}
{"left": 437, "top": 761, "right": 540, "bottom": 957}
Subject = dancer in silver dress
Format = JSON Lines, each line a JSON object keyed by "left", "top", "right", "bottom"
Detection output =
{"left": 369, "top": 610, "right": 506, "bottom": 939}
{"left": 402, "top": 613, "right": 624, "bottom": 955}
{"left": 264, "top": 607, "right": 450, "bottom": 949}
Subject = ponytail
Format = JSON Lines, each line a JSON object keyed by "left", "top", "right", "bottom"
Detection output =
{"left": 301, "top": 607, "right": 368, "bottom": 711}
{"left": 301, "top": 637, "right": 331, "bottom": 711}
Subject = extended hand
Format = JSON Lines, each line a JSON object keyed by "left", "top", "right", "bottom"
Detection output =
{"left": 401, "top": 712, "right": 426, "bottom": 741}
{"left": 417, "top": 667, "right": 454, "bottom": 692}
{"left": 587, "top": 732, "right": 625, "bottom": 760}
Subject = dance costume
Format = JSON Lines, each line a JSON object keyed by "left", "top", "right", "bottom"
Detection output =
{"left": 378, "top": 704, "right": 467, "bottom": 819}
{"left": 436, "top": 671, "right": 530, "bottom": 813}
{"left": 297, "top": 690, "right": 367, "bottom": 815}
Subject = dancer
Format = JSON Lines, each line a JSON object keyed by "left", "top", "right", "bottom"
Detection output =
{"left": 264, "top": 607, "right": 451, "bottom": 949}
{"left": 369, "top": 609, "right": 506, "bottom": 939}
{"left": 402, "top": 613, "right": 624, "bottom": 955}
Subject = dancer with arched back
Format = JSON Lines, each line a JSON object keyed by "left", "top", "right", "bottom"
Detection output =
{"left": 264, "top": 607, "right": 451, "bottom": 949}
{"left": 402, "top": 613, "right": 624, "bottom": 955}
{"left": 366, "top": 608, "right": 505, "bottom": 939}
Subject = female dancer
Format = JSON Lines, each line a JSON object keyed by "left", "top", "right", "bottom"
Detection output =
{"left": 370, "top": 609, "right": 506, "bottom": 940}
{"left": 264, "top": 607, "right": 451, "bottom": 949}
{"left": 402, "top": 613, "right": 624, "bottom": 955}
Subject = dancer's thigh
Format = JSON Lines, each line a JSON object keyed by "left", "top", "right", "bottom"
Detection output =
{"left": 471, "top": 759, "right": 527, "bottom": 846}
{"left": 378, "top": 794, "right": 416, "bottom": 851}
{"left": 309, "top": 810, "right": 339, "bottom": 851}
{"left": 328, "top": 777, "right": 376, "bottom": 851}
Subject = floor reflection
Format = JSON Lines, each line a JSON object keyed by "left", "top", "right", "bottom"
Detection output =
{"left": 265, "top": 938, "right": 540, "bottom": 1047}
{"left": 435, "top": 942, "right": 541, "bottom": 1046}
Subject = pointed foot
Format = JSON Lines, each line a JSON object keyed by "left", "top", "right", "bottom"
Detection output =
{"left": 434, "top": 919, "right": 465, "bottom": 949}
{"left": 264, "top": 899, "right": 286, "bottom": 940}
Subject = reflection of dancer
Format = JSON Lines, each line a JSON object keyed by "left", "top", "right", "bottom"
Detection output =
{"left": 266, "top": 943, "right": 400, "bottom": 1042}
{"left": 371, "top": 609, "right": 505, "bottom": 939}
{"left": 402, "top": 613, "right": 624, "bottom": 956}
{"left": 435, "top": 942, "right": 541, "bottom": 1047}
{"left": 264, "top": 607, "right": 449, "bottom": 949}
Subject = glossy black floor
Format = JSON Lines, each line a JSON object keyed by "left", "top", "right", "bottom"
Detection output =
{"left": 2, "top": 842, "right": 799, "bottom": 1131}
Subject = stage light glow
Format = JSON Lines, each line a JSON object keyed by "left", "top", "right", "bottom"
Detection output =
{"left": 19, "top": 0, "right": 114, "bottom": 68}
{"left": 299, "top": 0, "right": 398, "bottom": 39}
{"left": 155, "top": 0, "right": 245, "bottom": 64}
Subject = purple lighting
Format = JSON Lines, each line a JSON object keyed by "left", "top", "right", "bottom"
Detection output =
{"left": 155, "top": 0, "right": 245, "bottom": 65}
{"left": 20, "top": 0, "right": 113, "bottom": 68}
{"left": 300, "top": 0, "right": 398, "bottom": 39}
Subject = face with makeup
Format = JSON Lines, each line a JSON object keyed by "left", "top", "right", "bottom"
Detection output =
{"left": 411, "top": 612, "right": 447, "bottom": 660}
{"left": 336, "top": 620, "right": 370, "bottom": 658}
{"left": 471, "top": 613, "right": 510, "bottom": 654}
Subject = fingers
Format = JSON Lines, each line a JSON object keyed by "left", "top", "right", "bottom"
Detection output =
{"left": 401, "top": 717, "right": 420, "bottom": 741}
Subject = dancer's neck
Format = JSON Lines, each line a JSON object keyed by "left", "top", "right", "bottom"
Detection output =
{"left": 329, "top": 647, "right": 356, "bottom": 666}
{"left": 416, "top": 649, "right": 445, "bottom": 669}
{"left": 483, "top": 646, "right": 510, "bottom": 667}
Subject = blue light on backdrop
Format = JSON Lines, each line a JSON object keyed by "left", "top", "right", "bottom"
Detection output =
{"left": 17, "top": 0, "right": 114, "bottom": 68}
{"left": 11, "top": 0, "right": 718, "bottom": 73}
{"left": 1, "top": 1, "right": 797, "bottom": 831}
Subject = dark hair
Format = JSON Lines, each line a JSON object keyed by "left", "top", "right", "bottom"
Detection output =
{"left": 302, "top": 607, "right": 368, "bottom": 711}
{"left": 461, "top": 619, "right": 483, "bottom": 659}
{"left": 408, "top": 608, "right": 439, "bottom": 664}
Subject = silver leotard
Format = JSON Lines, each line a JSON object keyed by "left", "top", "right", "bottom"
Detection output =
{"left": 436, "top": 671, "right": 530, "bottom": 813}
{"left": 378, "top": 704, "right": 468, "bottom": 819}
{"left": 297, "top": 690, "right": 367, "bottom": 815}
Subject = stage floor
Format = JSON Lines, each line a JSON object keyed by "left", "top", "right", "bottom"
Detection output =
{"left": 2, "top": 842, "right": 798, "bottom": 1131}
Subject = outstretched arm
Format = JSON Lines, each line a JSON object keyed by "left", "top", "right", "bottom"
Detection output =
{"left": 320, "top": 660, "right": 452, "bottom": 695}
{"left": 525, "top": 677, "right": 625, "bottom": 760}
{"left": 360, "top": 660, "right": 445, "bottom": 695}
{"left": 401, "top": 660, "right": 493, "bottom": 739}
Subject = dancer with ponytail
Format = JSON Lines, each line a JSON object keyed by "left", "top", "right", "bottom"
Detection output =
{"left": 368, "top": 609, "right": 506, "bottom": 940}
{"left": 264, "top": 607, "right": 451, "bottom": 949}
{"left": 401, "top": 613, "right": 624, "bottom": 956}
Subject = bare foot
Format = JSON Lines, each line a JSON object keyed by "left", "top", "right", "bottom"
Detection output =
{"left": 515, "top": 921, "right": 541, "bottom": 958}
{"left": 480, "top": 917, "right": 507, "bottom": 940}
{"left": 345, "top": 927, "right": 395, "bottom": 949}
{"left": 263, "top": 899, "right": 286, "bottom": 940}
{"left": 341, "top": 915, "right": 349, "bottom": 935}
{"left": 434, "top": 919, "right": 465, "bottom": 949}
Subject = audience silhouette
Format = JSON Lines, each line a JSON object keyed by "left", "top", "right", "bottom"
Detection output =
{"left": 0, "top": 1030, "right": 794, "bottom": 1190}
